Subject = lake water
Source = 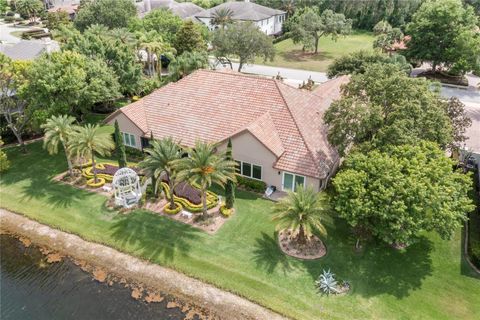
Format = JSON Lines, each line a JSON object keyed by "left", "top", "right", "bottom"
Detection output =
{"left": 0, "top": 234, "right": 193, "bottom": 320}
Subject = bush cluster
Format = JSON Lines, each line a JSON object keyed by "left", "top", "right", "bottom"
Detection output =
{"left": 236, "top": 176, "right": 267, "bottom": 193}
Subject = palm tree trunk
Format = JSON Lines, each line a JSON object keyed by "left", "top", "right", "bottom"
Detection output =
{"left": 168, "top": 179, "right": 176, "bottom": 210}
{"left": 91, "top": 152, "right": 98, "bottom": 183}
{"left": 201, "top": 187, "right": 207, "bottom": 216}
{"left": 62, "top": 142, "right": 74, "bottom": 177}
{"left": 298, "top": 225, "right": 306, "bottom": 245}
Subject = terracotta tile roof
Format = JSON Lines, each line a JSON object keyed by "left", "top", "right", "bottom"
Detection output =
{"left": 110, "top": 70, "right": 345, "bottom": 179}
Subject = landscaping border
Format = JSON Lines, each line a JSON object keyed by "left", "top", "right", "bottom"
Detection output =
{"left": 0, "top": 209, "right": 287, "bottom": 320}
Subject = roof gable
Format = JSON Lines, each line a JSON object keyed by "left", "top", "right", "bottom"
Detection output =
{"left": 196, "top": 2, "right": 285, "bottom": 21}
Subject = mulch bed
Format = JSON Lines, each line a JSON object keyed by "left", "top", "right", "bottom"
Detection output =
{"left": 53, "top": 172, "right": 113, "bottom": 197}
{"left": 278, "top": 230, "right": 326, "bottom": 260}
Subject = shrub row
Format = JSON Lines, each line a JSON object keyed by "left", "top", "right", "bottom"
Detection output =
{"left": 86, "top": 177, "right": 105, "bottom": 188}
{"left": 163, "top": 202, "right": 183, "bottom": 215}
{"left": 220, "top": 205, "right": 233, "bottom": 217}
{"left": 162, "top": 182, "right": 218, "bottom": 213}
{"left": 236, "top": 175, "right": 267, "bottom": 193}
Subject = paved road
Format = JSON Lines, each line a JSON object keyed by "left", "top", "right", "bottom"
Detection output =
{"left": 221, "top": 62, "right": 480, "bottom": 103}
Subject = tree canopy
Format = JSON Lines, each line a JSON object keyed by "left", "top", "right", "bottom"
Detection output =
{"left": 16, "top": 0, "right": 43, "bottom": 23}
{"left": 60, "top": 25, "right": 143, "bottom": 95}
{"left": 332, "top": 141, "right": 474, "bottom": 246}
{"left": 406, "top": 0, "right": 480, "bottom": 75}
{"left": 212, "top": 22, "right": 275, "bottom": 71}
{"left": 23, "top": 50, "right": 121, "bottom": 121}
{"left": 289, "top": 8, "right": 352, "bottom": 54}
{"left": 74, "top": 0, "right": 137, "bottom": 31}
{"left": 131, "top": 9, "right": 183, "bottom": 45}
{"left": 327, "top": 50, "right": 411, "bottom": 78}
{"left": 324, "top": 63, "right": 454, "bottom": 156}
{"left": 174, "top": 20, "right": 207, "bottom": 55}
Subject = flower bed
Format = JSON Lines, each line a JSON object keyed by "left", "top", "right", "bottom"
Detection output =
{"left": 161, "top": 182, "right": 218, "bottom": 213}
{"left": 80, "top": 162, "right": 141, "bottom": 183}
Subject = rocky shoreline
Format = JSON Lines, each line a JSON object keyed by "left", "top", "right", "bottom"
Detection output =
{"left": 0, "top": 209, "right": 287, "bottom": 320}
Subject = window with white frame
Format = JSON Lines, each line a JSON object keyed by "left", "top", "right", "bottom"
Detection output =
{"left": 122, "top": 132, "right": 136, "bottom": 147}
{"left": 235, "top": 160, "right": 262, "bottom": 180}
{"left": 282, "top": 172, "right": 305, "bottom": 192}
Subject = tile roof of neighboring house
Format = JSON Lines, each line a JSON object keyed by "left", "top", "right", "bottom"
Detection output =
{"left": 106, "top": 70, "right": 345, "bottom": 179}
{"left": 47, "top": 4, "right": 79, "bottom": 14}
{"left": 136, "top": 0, "right": 203, "bottom": 19}
{"left": 0, "top": 39, "right": 60, "bottom": 60}
{"left": 195, "top": 1, "right": 285, "bottom": 21}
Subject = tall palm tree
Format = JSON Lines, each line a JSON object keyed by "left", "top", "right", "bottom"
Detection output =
{"left": 138, "top": 137, "right": 182, "bottom": 209}
{"left": 175, "top": 140, "right": 236, "bottom": 216}
{"left": 272, "top": 186, "right": 327, "bottom": 245}
{"left": 138, "top": 31, "right": 173, "bottom": 78}
{"left": 42, "top": 115, "right": 76, "bottom": 177}
{"left": 211, "top": 7, "right": 234, "bottom": 30}
{"left": 68, "top": 124, "right": 114, "bottom": 183}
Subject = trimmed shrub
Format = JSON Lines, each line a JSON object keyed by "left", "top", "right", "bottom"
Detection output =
{"left": 86, "top": 177, "right": 105, "bottom": 188}
{"left": 236, "top": 175, "right": 267, "bottom": 193}
{"left": 125, "top": 146, "right": 144, "bottom": 160}
{"left": 163, "top": 202, "right": 182, "bottom": 215}
{"left": 220, "top": 205, "right": 233, "bottom": 217}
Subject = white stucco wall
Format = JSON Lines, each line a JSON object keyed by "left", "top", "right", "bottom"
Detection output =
{"left": 106, "top": 113, "right": 143, "bottom": 150}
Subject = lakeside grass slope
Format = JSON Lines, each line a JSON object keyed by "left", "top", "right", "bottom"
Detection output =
{"left": 1, "top": 142, "right": 479, "bottom": 320}
{"left": 255, "top": 31, "right": 375, "bottom": 73}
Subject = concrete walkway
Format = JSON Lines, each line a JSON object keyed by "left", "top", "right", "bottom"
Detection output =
{"left": 0, "top": 22, "right": 36, "bottom": 44}
{"left": 0, "top": 209, "right": 287, "bottom": 320}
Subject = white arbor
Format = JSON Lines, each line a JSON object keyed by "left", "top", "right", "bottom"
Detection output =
{"left": 112, "top": 168, "right": 142, "bottom": 208}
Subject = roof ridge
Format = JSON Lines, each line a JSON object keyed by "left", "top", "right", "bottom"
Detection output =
{"left": 273, "top": 80, "right": 319, "bottom": 174}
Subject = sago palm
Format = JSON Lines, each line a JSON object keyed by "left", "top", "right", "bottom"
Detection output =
{"left": 175, "top": 140, "right": 236, "bottom": 216}
{"left": 272, "top": 186, "right": 327, "bottom": 244}
{"left": 68, "top": 124, "right": 114, "bottom": 183}
{"left": 211, "top": 7, "right": 234, "bottom": 30}
{"left": 42, "top": 114, "right": 76, "bottom": 177}
{"left": 139, "top": 137, "right": 182, "bottom": 209}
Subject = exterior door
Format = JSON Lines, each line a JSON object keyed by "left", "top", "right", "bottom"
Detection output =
{"left": 282, "top": 172, "right": 305, "bottom": 192}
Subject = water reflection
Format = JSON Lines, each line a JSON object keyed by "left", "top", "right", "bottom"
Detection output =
{"left": 0, "top": 235, "right": 190, "bottom": 320}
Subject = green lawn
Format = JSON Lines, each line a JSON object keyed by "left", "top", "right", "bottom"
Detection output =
{"left": 256, "top": 31, "right": 375, "bottom": 72}
{"left": 1, "top": 142, "right": 479, "bottom": 320}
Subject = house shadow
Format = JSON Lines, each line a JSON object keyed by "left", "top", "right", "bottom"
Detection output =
{"left": 109, "top": 211, "right": 201, "bottom": 263}
{"left": 251, "top": 232, "right": 292, "bottom": 274}
{"left": 301, "top": 235, "right": 434, "bottom": 299}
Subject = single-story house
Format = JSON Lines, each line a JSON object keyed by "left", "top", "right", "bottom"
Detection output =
{"left": 105, "top": 70, "right": 348, "bottom": 192}
{"left": 136, "top": 0, "right": 204, "bottom": 19}
{"left": 195, "top": 0, "right": 286, "bottom": 35}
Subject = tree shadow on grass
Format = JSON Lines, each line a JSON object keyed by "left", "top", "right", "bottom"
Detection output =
{"left": 109, "top": 211, "right": 202, "bottom": 263}
{"left": 302, "top": 234, "right": 434, "bottom": 299}
{"left": 280, "top": 50, "right": 334, "bottom": 63}
{"left": 252, "top": 232, "right": 292, "bottom": 274}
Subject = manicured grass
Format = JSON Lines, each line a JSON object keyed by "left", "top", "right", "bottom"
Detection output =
{"left": 1, "top": 142, "right": 479, "bottom": 320}
{"left": 256, "top": 31, "right": 375, "bottom": 72}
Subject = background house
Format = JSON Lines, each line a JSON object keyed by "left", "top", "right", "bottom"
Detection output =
{"left": 105, "top": 70, "right": 348, "bottom": 192}
{"left": 195, "top": 0, "right": 286, "bottom": 35}
{"left": 136, "top": 0, "right": 203, "bottom": 19}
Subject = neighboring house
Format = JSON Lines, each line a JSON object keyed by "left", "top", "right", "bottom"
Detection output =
{"left": 0, "top": 39, "right": 60, "bottom": 60}
{"left": 136, "top": 0, "right": 204, "bottom": 19}
{"left": 195, "top": 0, "right": 286, "bottom": 35}
{"left": 105, "top": 69, "right": 349, "bottom": 192}
{"left": 47, "top": 3, "right": 79, "bottom": 19}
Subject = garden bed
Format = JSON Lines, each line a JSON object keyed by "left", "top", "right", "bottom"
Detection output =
{"left": 418, "top": 70, "right": 468, "bottom": 86}
{"left": 144, "top": 198, "right": 227, "bottom": 235}
{"left": 278, "top": 230, "right": 327, "bottom": 260}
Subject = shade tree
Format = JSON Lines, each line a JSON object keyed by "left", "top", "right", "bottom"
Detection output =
{"left": 74, "top": 0, "right": 137, "bottom": 31}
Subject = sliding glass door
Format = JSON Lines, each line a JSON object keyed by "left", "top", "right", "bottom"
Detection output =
{"left": 282, "top": 172, "right": 305, "bottom": 192}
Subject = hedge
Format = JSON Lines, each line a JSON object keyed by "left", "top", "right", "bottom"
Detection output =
{"left": 163, "top": 202, "right": 183, "bottom": 215}
{"left": 220, "top": 205, "right": 233, "bottom": 217}
{"left": 86, "top": 177, "right": 105, "bottom": 188}
{"left": 161, "top": 182, "right": 218, "bottom": 213}
{"left": 236, "top": 175, "right": 267, "bottom": 193}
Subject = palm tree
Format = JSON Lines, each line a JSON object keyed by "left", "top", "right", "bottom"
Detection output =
{"left": 168, "top": 51, "right": 208, "bottom": 82}
{"left": 211, "top": 7, "right": 233, "bottom": 30}
{"left": 41, "top": 115, "right": 76, "bottom": 177}
{"left": 272, "top": 185, "right": 327, "bottom": 245}
{"left": 138, "top": 31, "right": 173, "bottom": 78}
{"left": 139, "top": 137, "right": 182, "bottom": 209}
{"left": 175, "top": 140, "right": 236, "bottom": 216}
{"left": 68, "top": 124, "right": 114, "bottom": 183}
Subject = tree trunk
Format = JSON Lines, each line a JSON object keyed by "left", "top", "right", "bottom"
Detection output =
{"left": 432, "top": 61, "right": 437, "bottom": 74}
{"left": 355, "top": 237, "right": 360, "bottom": 250}
{"left": 314, "top": 37, "right": 319, "bottom": 54}
{"left": 12, "top": 130, "right": 27, "bottom": 153}
{"left": 91, "top": 153, "right": 98, "bottom": 183}
{"left": 201, "top": 187, "right": 207, "bottom": 216}
{"left": 62, "top": 142, "right": 74, "bottom": 177}
{"left": 168, "top": 179, "right": 176, "bottom": 210}
{"left": 237, "top": 60, "right": 243, "bottom": 72}
{"left": 297, "top": 225, "right": 306, "bottom": 245}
